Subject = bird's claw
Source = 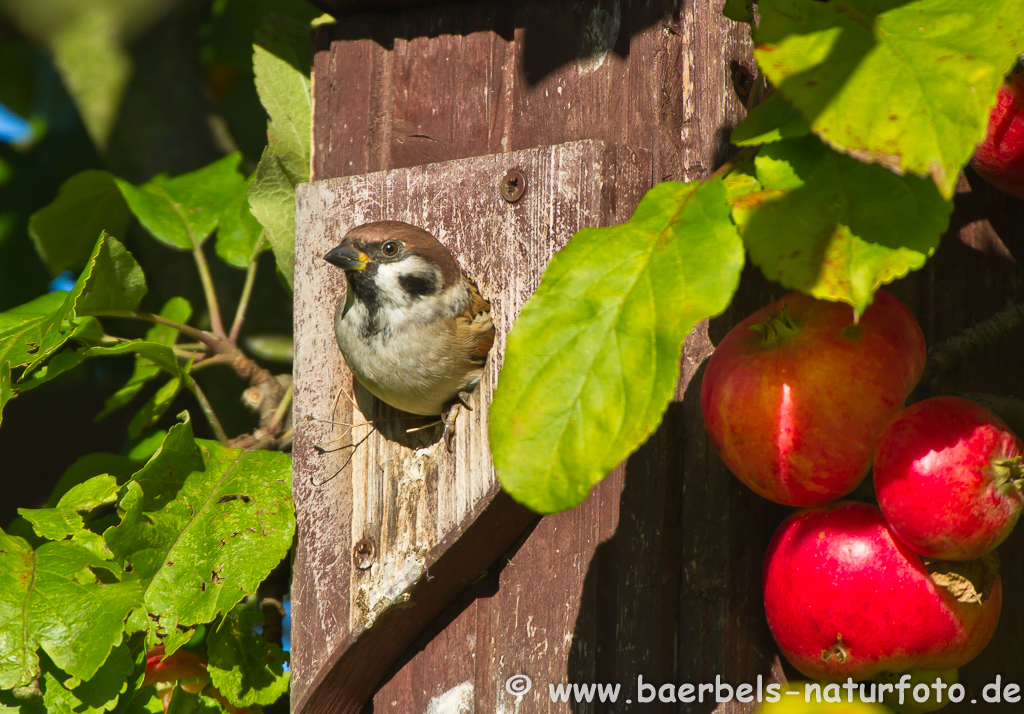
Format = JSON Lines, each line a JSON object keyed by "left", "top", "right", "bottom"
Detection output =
{"left": 442, "top": 403, "right": 461, "bottom": 453}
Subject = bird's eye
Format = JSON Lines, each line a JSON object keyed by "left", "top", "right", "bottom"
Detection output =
{"left": 382, "top": 241, "right": 400, "bottom": 256}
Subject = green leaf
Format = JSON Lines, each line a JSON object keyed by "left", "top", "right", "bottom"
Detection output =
{"left": 118, "top": 688, "right": 165, "bottom": 714}
{"left": 114, "top": 154, "right": 246, "bottom": 251}
{"left": 754, "top": 0, "right": 1024, "bottom": 198}
{"left": 16, "top": 350, "right": 87, "bottom": 393}
{"left": 0, "top": 531, "right": 144, "bottom": 689}
{"left": 242, "top": 335, "right": 293, "bottom": 364}
{"left": 249, "top": 15, "right": 313, "bottom": 289}
{"left": 490, "top": 178, "right": 744, "bottom": 513}
{"left": 207, "top": 610, "right": 288, "bottom": 707}
{"left": 19, "top": 479, "right": 116, "bottom": 556}
{"left": 731, "top": 91, "right": 811, "bottom": 146}
{"left": 0, "top": 292, "right": 70, "bottom": 371}
{"left": 722, "top": 0, "right": 755, "bottom": 24}
{"left": 41, "top": 669, "right": 104, "bottom": 714}
{"left": 25, "top": 235, "right": 146, "bottom": 374}
{"left": 0, "top": 363, "right": 11, "bottom": 430}
{"left": 215, "top": 181, "right": 266, "bottom": 269}
{"left": 163, "top": 687, "right": 222, "bottom": 714}
{"left": 84, "top": 342, "right": 181, "bottom": 379}
{"left": 97, "top": 298, "right": 192, "bottom": 419}
{"left": 732, "top": 135, "right": 952, "bottom": 315}
{"left": 42, "top": 9, "right": 133, "bottom": 148}
{"left": 29, "top": 171, "right": 131, "bottom": 276}
{"left": 254, "top": 17, "right": 312, "bottom": 164}
{"left": 18, "top": 475, "right": 120, "bottom": 559}
{"left": 67, "top": 641, "right": 136, "bottom": 713}
{"left": 0, "top": 234, "right": 146, "bottom": 379}
{"left": 46, "top": 454, "right": 140, "bottom": 508}
{"left": 73, "top": 235, "right": 148, "bottom": 316}
{"left": 127, "top": 378, "right": 184, "bottom": 440}
{"left": 105, "top": 416, "right": 294, "bottom": 627}
{"left": 248, "top": 148, "right": 306, "bottom": 288}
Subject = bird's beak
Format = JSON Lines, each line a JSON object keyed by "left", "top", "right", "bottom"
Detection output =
{"left": 323, "top": 241, "right": 369, "bottom": 271}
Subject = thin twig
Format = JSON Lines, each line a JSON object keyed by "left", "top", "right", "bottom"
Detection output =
{"left": 84, "top": 310, "right": 224, "bottom": 350}
{"left": 269, "top": 384, "right": 293, "bottom": 433}
{"left": 148, "top": 184, "right": 226, "bottom": 337}
{"left": 229, "top": 235, "right": 266, "bottom": 345}
{"left": 923, "top": 302, "right": 1024, "bottom": 383}
{"left": 172, "top": 347, "right": 205, "bottom": 360}
{"left": 188, "top": 353, "right": 235, "bottom": 372}
{"left": 187, "top": 378, "right": 231, "bottom": 444}
{"left": 192, "top": 247, "right": 226, "bottom": 338}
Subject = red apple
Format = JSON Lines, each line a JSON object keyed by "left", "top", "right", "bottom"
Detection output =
{"left": 763, "top": 502, "right": 1001, "bottom": 681}
{"left": 143, "top": 646, "right": 209, "bottom": 690}
{"left": 874, "top": 396, "right": 1024, "bottom": 561}
{"left": 144, "top": 646, "right": 256, "bottom": 714}
{"left": 700, "top": 291, "right": 925, "bottom": 506}
{"left": 971, "top": 71, "right": 1024, "bottom": 199}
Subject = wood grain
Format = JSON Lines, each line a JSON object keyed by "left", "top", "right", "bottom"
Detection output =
{"left": 298, "top": 2, "right": 778, "bottom": 713}
{"left": 292, "top": 140, "right": 649, "bottom": 713}
{"left": 300, "top": 2, "right": 1024, "bottom": 713}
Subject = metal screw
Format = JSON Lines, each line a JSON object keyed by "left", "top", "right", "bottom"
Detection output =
{"left": 500, "top": 169, "right": 526, "bottom": 203}
{"left": 353, "top": 538, "right": 375, "bottom": 570}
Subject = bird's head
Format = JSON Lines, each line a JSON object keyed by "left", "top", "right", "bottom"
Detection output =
{"left": 323, "top": 221, "right": 461, "bottom": 308}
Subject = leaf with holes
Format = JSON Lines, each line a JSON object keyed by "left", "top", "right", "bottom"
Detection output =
{"left": 732, "top": 135, "right": 952, "bottom": 316}
{"left": 754, "top": 0, "right": 1024, "bottom": 197}
{"left": 0, "top": 530, "right": 143, "bottom": 689}
{"left": 0, "top": 234, "right": 145, "bottom": 380}
{"left": 104, "top": 415, "right": 294, "bottom": 628}
{"left": 207, "top": 609, "right": 288, "bottom": 707}
{"left": 114, "top": 154, "right": 246, "bottom": 251}
{"left": 490, "top": 178, "right": 744, "bottom": 513}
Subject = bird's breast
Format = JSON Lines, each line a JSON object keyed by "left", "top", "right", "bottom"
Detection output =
{"left": 333, "top": 290, "right": 486, "bottom": 415}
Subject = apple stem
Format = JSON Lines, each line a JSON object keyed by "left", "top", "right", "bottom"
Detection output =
{"left": 749, "top": 306, "right": 799, "bottom": 347}
{"left": 820, "top": 635, "right": 848, "bottom": 664}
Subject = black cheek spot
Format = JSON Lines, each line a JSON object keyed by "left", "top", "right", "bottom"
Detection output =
{"left": 399, "top": 273, "right": 438, "bottom": 298}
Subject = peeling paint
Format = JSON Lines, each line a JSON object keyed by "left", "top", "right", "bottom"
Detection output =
{"left": 425, "top": 680, "right": 473, "bottom": 714}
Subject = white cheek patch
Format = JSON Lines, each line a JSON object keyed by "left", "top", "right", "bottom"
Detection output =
{"left": 374, "top": 256, "right": 440, "bottom": 309}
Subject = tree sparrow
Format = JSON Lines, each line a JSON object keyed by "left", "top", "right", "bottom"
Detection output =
{"left": 323, "top": 221, "right": 494, "bottom": 448}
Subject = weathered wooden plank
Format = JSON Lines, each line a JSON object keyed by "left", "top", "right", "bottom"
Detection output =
{"left": 304, "top": 2, "right": 1024, "bottom": 713}
{"left": 310, "top": 1, "right": 681, "bottom": 181}
{"left": 300, "top": 2, "right": 777, "bottom": 713}
{"left": 292, "top": 139, "right": 649, "bottom": 713}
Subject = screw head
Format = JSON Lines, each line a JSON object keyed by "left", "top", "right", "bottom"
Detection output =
{"left": 353, "top": 538, "right": 375, "bottom": 570}
{"left": 500, "top": 169, "right": 526, "bottom": 203}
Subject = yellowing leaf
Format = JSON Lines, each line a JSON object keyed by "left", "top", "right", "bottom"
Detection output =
{"left": 490, "top": 178, "right": 743, "bottom": 513}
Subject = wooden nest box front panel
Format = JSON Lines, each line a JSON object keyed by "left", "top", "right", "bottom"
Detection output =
{"left": 291, "top": 2, "right": 768, "bottom": 713}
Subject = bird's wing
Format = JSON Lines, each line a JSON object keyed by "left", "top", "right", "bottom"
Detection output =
{"left": 460, "top": 276, "right": 494, "bottom": 364}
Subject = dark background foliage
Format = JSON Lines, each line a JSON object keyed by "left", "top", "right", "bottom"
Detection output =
{"left": 0, "top": 0, "right": 317, "bottom": 524}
